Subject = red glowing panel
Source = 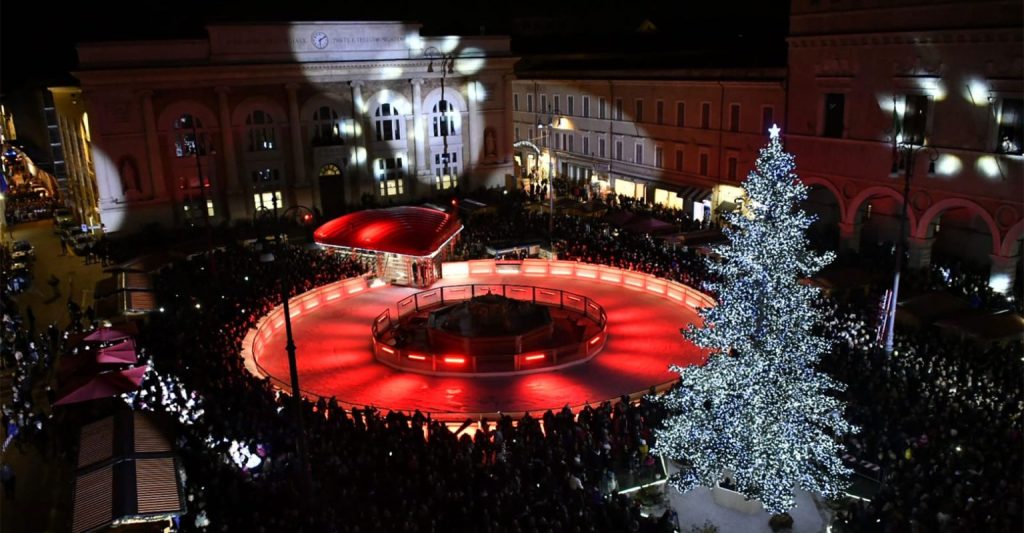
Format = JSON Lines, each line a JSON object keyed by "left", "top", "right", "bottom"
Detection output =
{"left": 524, "top": 354, "right": 546, "bottom": 361}
{"left": 408, "top": 354, "right": 427, "bottom": 361}
{"left": 443, "top": 356, "right": 465, "bottom": 364}
{"left": 589, "top": 334, "right": 603, "bottom": 345}
{"left": 348, "top": 287, "right": 364, "bottom": 294}
{"left": 381, "top": 346, "right": 395, "bottom": 354}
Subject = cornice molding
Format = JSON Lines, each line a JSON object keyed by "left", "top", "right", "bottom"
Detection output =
{"left": 788, "top": 27, "right": 1022, "bottom": 48}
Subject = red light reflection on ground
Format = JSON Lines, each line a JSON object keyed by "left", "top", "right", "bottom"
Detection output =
{"left": 253, "top": 273, "right": 705, "bottom": 417}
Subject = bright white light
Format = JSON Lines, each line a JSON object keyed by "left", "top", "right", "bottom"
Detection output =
{"left": 455, "top": 48, "right": 485, "bottom": 75}
{"left": 379, "top": 66, "right": 404, "bottom": 80}
{"left": 935, "top": 154, "right": 962, "bottom": 176}
{"left": 195, "top": 303, "right": 201, "bottom": 309}
{"left": 405, "top": 33, "right": 424, "bottom": 53}
{"left": 355, "top": 147, "right": 367, "bottom": 164}
{"left": 965, "top": 79, "right": 990, "bottom": 107}
{"left": 989, "top": 272, "right": 1011, "bottom": 293}
{"left": 976, "top": 156, "right": 1001, "bottom": 178}
{"left": 438, "top": 36, "right": 459, "bottom": 54}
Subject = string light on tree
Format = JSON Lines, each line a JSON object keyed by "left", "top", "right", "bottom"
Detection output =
{"left": 654, "top": 124, "right": 856, "bottom": 515}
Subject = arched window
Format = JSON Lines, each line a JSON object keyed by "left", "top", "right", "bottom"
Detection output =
{"left": 311, "top": 106, "right": 344, "bottom": 146}
{"left": 319, "top": 164, "right": 342, "bottom": 176}
{"left": 374, "top": 103, "right": 402, "bottom": 142}
{"left": 246, "top": 110, "right": 276, "bottom": 152}
{"left": 432, "top": 99, "right": 458, "bottom": 137}
{"left": 173, "top": 113, "right": 209, "bottom": 157}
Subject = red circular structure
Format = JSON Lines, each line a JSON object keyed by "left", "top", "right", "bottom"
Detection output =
{"left": 313, "top": 206, "right": 462, "bottom": 257}
{"left": 243, "top": 260, "right": 713, "bottom": 420}
{"left": 371, "top": 285, "right": 608, "bottom": 376}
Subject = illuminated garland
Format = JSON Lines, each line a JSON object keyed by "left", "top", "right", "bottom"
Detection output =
{"left": 654, "top": 126, "right": 856, "bottom": 514}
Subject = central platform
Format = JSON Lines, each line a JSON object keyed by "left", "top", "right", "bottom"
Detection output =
{"left": 372, "top": 285, "right": 607, "bottom": 375}
{"left": 244, "top": 260, "right": 713, "bottom": 420}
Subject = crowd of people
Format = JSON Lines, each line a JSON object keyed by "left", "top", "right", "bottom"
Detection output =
{"left": 1, "top": 190, "right": 1020, "bottom": 532}
{"left": 122, "top": 241, "right": 676, "bottom": 531}
{"left": 821, "top": 293, "right": 1022, "bottom": 532}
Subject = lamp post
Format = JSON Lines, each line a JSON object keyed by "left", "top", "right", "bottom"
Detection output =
{"left": 183, "top": 116, "right": 218, "bottom": 273}
{"left": 883, "top": 138, "right": 938, "bottom": 356}
{"left": 256, "top": 195, "right": 316, "bottom": 494}
{"left": 537, "top": 108, "right": 559, "bottom": 251}
{"left": 426, "top": 48, "right": 457, "bottom": 195}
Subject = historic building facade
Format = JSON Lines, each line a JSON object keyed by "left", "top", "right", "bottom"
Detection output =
{"left": 48, "top": 87, "right": 100, "bottom": 229}
{"left": 74, "top": 22, "right": 516, "bottom": 232}
{"left": 510, "top": 72, "right": 786, "bottom": 223}
{"left": 786, "top": 0, "right": 1022, "bottom": 291}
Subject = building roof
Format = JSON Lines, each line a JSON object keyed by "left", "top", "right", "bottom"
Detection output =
{"left": 314, "top": 206, "right": 463, "bottom": 257}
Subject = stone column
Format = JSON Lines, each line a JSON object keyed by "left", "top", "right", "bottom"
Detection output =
{"left": 285, "top": 83, "right": 306, "bottom": 187}
{"left": 988, "top": 253, "right": 1019, "bottom": 294}
{"left": 410, "top": 78, "right": 426, "bottom": 175}
{"left": 215, "top": 87, "right": 240, "bottom": 194}
{"left": 350, "top": 81, "right": 371, "bottom": 198}
{"left": 838, "top": 221, "right": 861, "bottom": 253}
{"left": 140, "top": 90, "right": 165, "bottom": 199}
{"left": 465, "top": 78, "right": 480, "bottom": 175}
{"left": 906, "top": 236, "right": 934, "bottom": 270}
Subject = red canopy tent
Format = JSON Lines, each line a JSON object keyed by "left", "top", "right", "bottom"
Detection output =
{"left": 53, "top": 365, "right": 149, "bottom": 406}
{"left": 96, "top": 339, "right": 138, "bottom": 364}
{"left": 314, "top": 206, "right": 462, "bottom": 257}
{"left": 84, "top": 326, "right": 133, "bottom": 343}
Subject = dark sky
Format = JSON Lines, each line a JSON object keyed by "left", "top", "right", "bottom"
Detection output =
{"left": 1, "top": 0, "right": 787, "bottom": 93}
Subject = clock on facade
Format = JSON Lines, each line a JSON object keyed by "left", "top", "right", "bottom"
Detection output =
{"left": 311, "top": 31, "right": 329, "bottom": 50}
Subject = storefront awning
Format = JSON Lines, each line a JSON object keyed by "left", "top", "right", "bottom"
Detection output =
{"left": 678, "top": 185, "right": 712, "bottom": 204}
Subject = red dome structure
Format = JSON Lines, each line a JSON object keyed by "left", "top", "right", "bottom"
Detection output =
{"left": 314, "top": 206, "right": 462, "bottom": 257}
{"left": 313, "top": 207, "right": 464, "bottom": 287}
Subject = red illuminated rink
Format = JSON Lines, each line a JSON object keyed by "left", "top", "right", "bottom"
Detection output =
{"left": 243, "top": 260, "right": 713, "bottom": 419}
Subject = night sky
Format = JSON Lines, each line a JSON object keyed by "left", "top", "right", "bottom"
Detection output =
{"left": 1, "top": 0, "right": 786, "bottom": 93}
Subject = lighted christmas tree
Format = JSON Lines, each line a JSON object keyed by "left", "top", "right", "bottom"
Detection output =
{"left": 654, "top": 125, "right": 855, "bottom": 514}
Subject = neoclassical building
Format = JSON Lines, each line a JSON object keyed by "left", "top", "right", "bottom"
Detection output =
{"left": 75, "top": 22, "right": 516, "bottom": 231}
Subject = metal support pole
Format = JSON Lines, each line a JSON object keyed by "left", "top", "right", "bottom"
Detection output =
{"left": 884, "top": 147, "right": 913, "bottom": 356}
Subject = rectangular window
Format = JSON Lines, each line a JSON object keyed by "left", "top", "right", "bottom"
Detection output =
{"left": 583, "top": 96, "right": 590, "bottom": 118}
{"left": 761, "top": 106, "right": 775, "bottom": 134}
{"left": 701, "top": 102, "right": 711, "bottom": 129}
{"left": 554, "top": 95, "right": 560, "bottom": 113}
{"left": 567, "top": 96, "right": 575, "bottom": 116}
{"left": 635, "top": 99, "right": 644, "bottom": 123}
{"left": 729, "top": 104, "right": 740, "bottom": 132}
{"left": 656, "top": 100, "right": 664, "bottom": 125}
{"left": 599, "top": 138, "right": 606, "bottom": 158}
{"left": 527, "top": 94, "right": 534, "bottom": 113}
{"left": 728, "top": 157, "right": 738, "bottom": 179}
{"left": 615, "top": 98, "right": 623, "bottom": 120}
{"left": 675, "top": 149, "right": 684, "bottom": 171}
{"left": 823, "top": 93, "right": 845, "bottom": 138}
{"left": 380, "top": 178, "right": 405, "bottom": 196}
{"left": 997, "top": 98, "right": 1023, "bottom": 154}
{"left": 514, "top": 94, "right": 520, "bottom": 112}
{"left": 635, "top": 143, "right": 643, "bottom": 164}
{"left": 568, "top": 135, "right": 574, "bottom": 152}
{"left": 615, "top": 140, "right": 623, "bottom": 161}
{"left": 676, "top": 102, "right": 685, "bottom": 127}
{"left": 902, "top": 94, "right": 929, "bottom": 145}
{"left": 583, "top": 136, "right": 590, "bottom": 155}
{"left": 515, "top": 127, "right": 520, "bottom": 141}
{"left": 699, "top": 152, "right": 709, "bottom": 175}
{"left": 541, "top": 94, "right": 548, "bottom": 113}
{"left": 561, "top": 133, "right": 568, "bottom": 150}
{"left": 655, "top": 146, "right": 664, "bottom": 168}
{"left": 253, "top": 191, "right": 283, "bottom": 211}
{"left": 184, "top": 198, "right": 215, "bottom": 218}
{"left": 599, "top": 98, "right": 606, "bottom": 119}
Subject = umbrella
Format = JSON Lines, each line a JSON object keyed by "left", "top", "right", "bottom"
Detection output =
{"left": 53, "top": 365, "right": 149, "bottom": 406}
{"left": 96, "top": 339, "right": 138, "bottom": 364}
{"left": 84, "top": 327, "right": 132, "bottom": 343}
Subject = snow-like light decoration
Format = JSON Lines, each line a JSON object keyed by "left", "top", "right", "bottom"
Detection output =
{"left": 654, "top": 125, "right": 856, "bottom": 514}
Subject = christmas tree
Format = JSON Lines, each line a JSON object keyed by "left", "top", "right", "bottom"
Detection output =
{"left": 654, "top": 125, "right": 855, "bottom": 514}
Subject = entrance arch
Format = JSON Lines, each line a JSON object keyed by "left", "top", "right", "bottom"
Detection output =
{"left": 846, "top": 186, "right": 917, "bottom": 255}
{"left": 916, "top": 198, "right": 999, "bottom": 268}
{"left": 799, "top": 177, "right": 844, "bottom": 251}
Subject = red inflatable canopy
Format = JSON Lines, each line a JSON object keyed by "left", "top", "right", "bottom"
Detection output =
{"left": 314, "top": 206, "right": 463, "bottom": 257}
